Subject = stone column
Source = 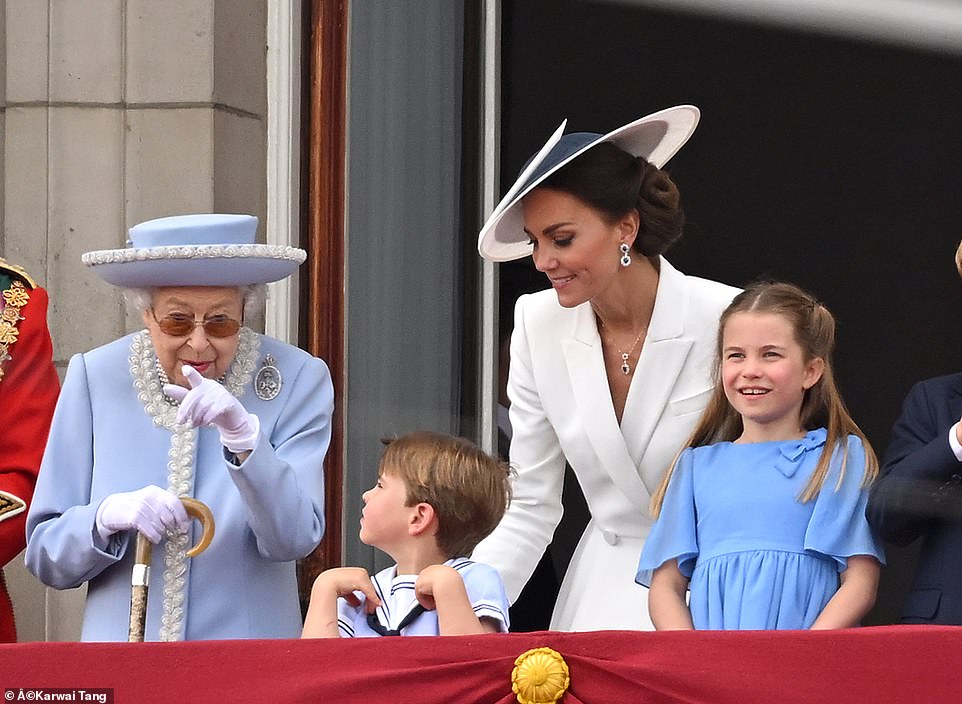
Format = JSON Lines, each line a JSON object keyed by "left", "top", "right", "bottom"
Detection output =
{"left": 2, "top": 0, "right": 267, "bottom": 642}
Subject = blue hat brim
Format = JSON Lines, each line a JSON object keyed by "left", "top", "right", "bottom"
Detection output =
{"left": 82, "top": 213, "right": 307, "bottom": 287}
{"left": 478, "top": 105, "right": 700, "bottom": 262}
{"left": 83, "top": 248, "right": 306, "bottom": 287}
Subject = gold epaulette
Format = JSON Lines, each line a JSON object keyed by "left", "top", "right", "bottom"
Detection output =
{"left": 0, "top": 278, "right": 32, "bottom": 382}
{"left": 0, "top": 257, "right": 37, "bottom": 289}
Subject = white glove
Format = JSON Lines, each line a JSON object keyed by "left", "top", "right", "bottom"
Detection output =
{"left": 95, "top": 485, "right": 190, "bottom": 544}
{"left": 164, "top": 365, "right": 260, "bottom": 453}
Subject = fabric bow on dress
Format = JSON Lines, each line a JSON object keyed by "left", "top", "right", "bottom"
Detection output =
{"left": 774, "top": 428, "right": 828, "bottom": 478}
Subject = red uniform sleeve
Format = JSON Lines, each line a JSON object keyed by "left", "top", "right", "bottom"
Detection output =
{"left": 0, "top": 286, "right": 60, "bottom": 566}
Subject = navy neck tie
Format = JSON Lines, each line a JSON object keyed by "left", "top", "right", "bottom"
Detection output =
{"left": 366, "top": 604, "right": 427, "bottom": 636}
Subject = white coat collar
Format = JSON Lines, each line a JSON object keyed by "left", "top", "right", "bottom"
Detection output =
{"left": 563, "top": 257, "right": 694, "bottom": 508}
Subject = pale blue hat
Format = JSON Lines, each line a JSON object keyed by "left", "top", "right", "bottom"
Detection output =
{"left": 82, "top": 213, "right": 306, "bottom": 287}
{"left": 477, "top": 105, "right": 700, "bottom": 262}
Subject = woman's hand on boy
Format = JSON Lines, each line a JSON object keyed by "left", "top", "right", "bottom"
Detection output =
{"left": 313, "top": 567, "right": 381, "bottom": 612}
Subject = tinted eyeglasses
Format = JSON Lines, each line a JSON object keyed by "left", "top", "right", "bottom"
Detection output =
{"left": 150, "top": 309, "right": 242, "bottom": 338}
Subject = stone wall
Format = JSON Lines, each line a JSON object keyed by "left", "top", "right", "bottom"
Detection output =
{"left": 1, "top": 0, "right": 267, "bottom": 642}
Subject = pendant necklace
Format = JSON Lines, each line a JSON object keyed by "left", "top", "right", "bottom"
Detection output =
{"left": 599, "top": 319, "right": 647, "bottom": 375}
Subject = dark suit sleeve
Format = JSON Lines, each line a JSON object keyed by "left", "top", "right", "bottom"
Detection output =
{"left": 867, "top": 379, "right": 962, "bottom": 546}
{"left": 0, "top": 286, "right": 60, "bottom": 566}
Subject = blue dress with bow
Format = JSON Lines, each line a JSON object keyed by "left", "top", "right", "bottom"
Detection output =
{"left": 636, "top": 429, "right": 883, "bottom": 629}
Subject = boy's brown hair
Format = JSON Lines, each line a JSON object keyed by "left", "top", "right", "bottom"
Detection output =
{"left": 380, "top": 431, "right": 511, "bottom": 559}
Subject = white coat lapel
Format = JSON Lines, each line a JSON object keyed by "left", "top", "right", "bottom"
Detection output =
{"left": 621, "top": 259, "right": 693, "bottom": 474}
{"left": 563, "top": 304, "right": 649, "bottom": 512}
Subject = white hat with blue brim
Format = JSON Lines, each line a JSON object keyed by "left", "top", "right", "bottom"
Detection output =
{"left": 82, "top": 213, "right": 307, "bottom": 287}
{"left": 477, "top": 105, "right": 700, "bottom": 262}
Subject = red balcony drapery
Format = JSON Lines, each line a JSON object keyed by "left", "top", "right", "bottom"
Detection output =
{"left": 1, "top": 626, "right": 959, "bottom": 703}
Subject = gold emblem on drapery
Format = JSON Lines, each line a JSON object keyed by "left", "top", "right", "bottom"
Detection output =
{"left": 511, "top": 646, "right": 570, "bottom": 704}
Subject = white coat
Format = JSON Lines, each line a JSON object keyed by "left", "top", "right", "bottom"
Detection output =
{"left": 471, "top": 257, "right": 738, "bottom": 630}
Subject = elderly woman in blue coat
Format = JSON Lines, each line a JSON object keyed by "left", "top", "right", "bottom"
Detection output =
{"left": 26, "top": 214, "right": 333, "bottom": 641}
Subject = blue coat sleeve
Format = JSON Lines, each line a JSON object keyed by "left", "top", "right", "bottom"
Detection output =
{"left": 867, "top": 379, "right": 962, "bottom": 546}
{"left": 25, "top": 353, "right": 129, "bottom": 589}
{"left": 226, "top": 353, "right": 333, "bottom": 561}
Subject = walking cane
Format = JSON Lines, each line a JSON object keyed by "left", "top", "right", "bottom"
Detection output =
{"left": 128, "top": 497, "right": 215, "bottom": 642}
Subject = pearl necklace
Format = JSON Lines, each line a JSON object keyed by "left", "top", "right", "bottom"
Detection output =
{"left": 129, "top": 326, "right": 259, "bottom": 640}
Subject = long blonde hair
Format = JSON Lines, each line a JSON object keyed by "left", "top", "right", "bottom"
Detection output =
{"left": 650, "top": 281, "right": 878, "bottom": 517}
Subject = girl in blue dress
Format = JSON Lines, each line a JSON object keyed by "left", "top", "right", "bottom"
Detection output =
{"left": 637, "top": 282, "right": 883, "bottom": 630}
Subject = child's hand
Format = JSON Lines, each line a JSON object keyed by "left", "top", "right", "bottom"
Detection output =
{"left": 303, "top": 567, "right": 381, "bottom": 638}
{"left": 415, "top": 564, "right": 496, "bottom": 635}
{"left": 414, "top": 564, "right": 465, "bottom": 611}
{"left": 313, "top": 567, "right": 381, "bottom": 612}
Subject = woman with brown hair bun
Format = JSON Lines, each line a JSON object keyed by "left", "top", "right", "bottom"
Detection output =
{"left": 473, "top": 107, "right": 739, "bottom": 630}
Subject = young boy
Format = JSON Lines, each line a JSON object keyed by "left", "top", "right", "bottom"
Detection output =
{"left": 302, "top": 431, "right": 512, "bottom": 637}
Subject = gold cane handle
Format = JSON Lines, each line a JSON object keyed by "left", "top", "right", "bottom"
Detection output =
{"left": 127, "top": 497, "right": 215, "bottom": 642}
{"left": 181, "top": 497, "right": 215, "bottom": 557}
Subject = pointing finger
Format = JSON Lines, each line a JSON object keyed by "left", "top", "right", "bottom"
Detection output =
{"left": 182, "top": 365, "right": 205, "bottom": 388}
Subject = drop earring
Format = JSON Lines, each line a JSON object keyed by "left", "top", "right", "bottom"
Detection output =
{"left": 619, "top": 243, "right": 631, "bottom": 267}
